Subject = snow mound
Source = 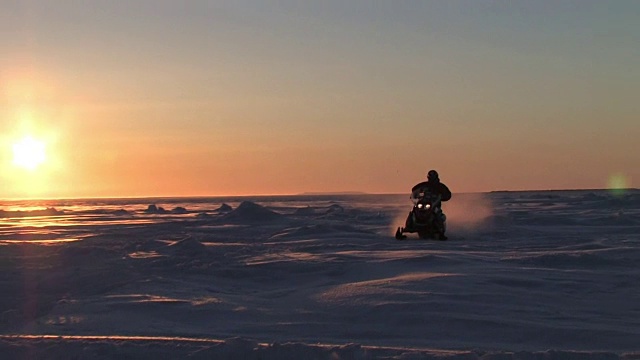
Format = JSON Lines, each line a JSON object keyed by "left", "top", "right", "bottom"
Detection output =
{"left": 216, "top": 203, "right": 233, "bottom": 213}
{"left": 171, "top": 206, "right": 188, "bottom": 214}
{"left": 222, "top": 201, "right": 283, "bottom": 223}
{"left": 165, "top": 237, "right": 208, "bottom": 256}
{"left": 144, "top": 204, "right": 168, "bottom": 214}
{"left": 326, "top": 204, "right": 345, "bottom": 214}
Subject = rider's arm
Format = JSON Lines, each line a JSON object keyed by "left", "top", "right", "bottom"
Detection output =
{"left": 439, "top": 184, "right": 452, "bottom": 201}
{"left": 411, "top": 182, "right": 428, "bottom": 199}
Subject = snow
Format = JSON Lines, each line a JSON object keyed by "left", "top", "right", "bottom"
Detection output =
{"left": 1, "top": 191, "right": 639, "bottom": 359}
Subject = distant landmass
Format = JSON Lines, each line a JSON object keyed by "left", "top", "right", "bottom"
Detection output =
{"left": 490, "top": 188, "right": 638, "bottom": 193}
{"left": 298, "top": 191, "right": 368, "bottom": 196}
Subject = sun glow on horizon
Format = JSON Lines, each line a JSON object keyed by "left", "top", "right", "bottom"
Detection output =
{"left": 12, "top": 135, "right": 47, "bottom": 171}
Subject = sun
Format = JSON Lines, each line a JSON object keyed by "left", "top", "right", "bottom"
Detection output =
{"left": 12, "top": 135, "right": 47, "bottom": 171}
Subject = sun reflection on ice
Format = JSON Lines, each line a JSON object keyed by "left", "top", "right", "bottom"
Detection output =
{"left": 0, "top": 238, "right": 81, "bottom": 245}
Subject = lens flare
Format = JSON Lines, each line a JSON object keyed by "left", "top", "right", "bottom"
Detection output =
{"left": 608, "top": 174, "right": 630, "bottom": 196}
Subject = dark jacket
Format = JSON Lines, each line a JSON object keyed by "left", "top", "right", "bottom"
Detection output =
{"left": 411, "top": 181, "right": 452, "bottom": 202}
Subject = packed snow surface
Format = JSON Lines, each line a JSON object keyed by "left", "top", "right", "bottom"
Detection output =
{"left": 1, "top": 191, "right": 639, "bottom": 359}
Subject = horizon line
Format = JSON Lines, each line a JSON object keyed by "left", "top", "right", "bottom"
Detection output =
{"left": 1, "top": 187, "right": 637, "bottom": 202}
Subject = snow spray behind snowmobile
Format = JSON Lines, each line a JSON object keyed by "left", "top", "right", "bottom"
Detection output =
{"left": 395, "top": 191, "right": 447, "bottom": 240}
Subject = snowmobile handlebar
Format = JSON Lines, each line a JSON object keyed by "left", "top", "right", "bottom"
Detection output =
{"left": 410, "top": 192, "right": 442, "bottom": 206}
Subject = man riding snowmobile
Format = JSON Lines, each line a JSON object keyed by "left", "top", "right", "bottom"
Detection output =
{"left": 397, "top": 170, "right": 452, "bottom": 240}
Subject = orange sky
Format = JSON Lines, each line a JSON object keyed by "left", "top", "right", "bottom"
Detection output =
{"left": 1, "top": 2, "right": 638, "bottom": 199}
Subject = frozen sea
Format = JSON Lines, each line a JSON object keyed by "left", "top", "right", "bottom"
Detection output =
{"left": 1, "top": 190, "right": 639, "bottom": 359}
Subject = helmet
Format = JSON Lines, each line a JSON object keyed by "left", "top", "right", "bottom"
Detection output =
{"left": 427, "top": 170, "right": 439, "bottom": 182}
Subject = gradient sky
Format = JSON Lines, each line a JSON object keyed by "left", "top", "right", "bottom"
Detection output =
{"left": 1, "top": 0, "right": 638, "bottom": 199}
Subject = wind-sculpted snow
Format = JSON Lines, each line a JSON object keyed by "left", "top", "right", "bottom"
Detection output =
{"left": 221, "top": 200, "right": 285, "bottom": 223}
{"left": 0, "top": 335, "right": 633, "bottom": 359}
{"left": 269, "top": 223, "right": 375, "bottom": 241}
{"left": 1, "top": 191, "right": 639, "bottom": 359}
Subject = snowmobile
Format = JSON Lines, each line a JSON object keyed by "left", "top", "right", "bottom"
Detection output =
{"left": 395, "top": 191, "right": 447, "bottom": 240}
